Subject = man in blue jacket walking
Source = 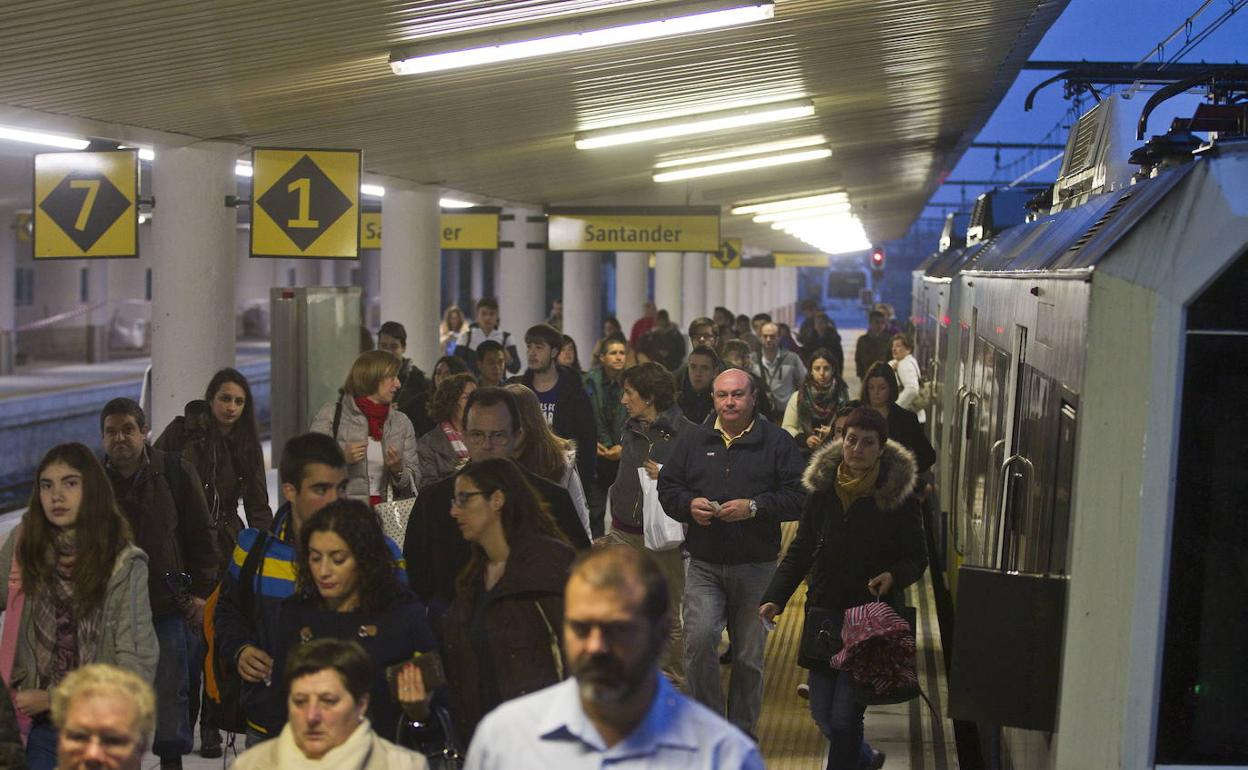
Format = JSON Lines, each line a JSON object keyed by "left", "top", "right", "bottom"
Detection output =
{"left": 657, "top": 368, "right": 806, "bottom": 737}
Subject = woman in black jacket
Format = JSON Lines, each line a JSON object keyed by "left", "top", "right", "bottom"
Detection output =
{"left": 275, "top": 499, "right": 437, "bottom": 744}
{"left": 760, "top": 407, "right": 926, "bottom": 770}
{"left": 860, "top": 361, "right": 936, "bottom": 476}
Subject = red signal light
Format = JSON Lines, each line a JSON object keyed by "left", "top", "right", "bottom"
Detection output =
{"left": 870, "top": 248, "right": 885, "bottom": 267}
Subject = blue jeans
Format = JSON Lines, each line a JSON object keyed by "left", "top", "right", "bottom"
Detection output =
{"left": 683, "top": 558, "right": 775, "bottom": 735}
{"left": 152, "top": 611, "right": 193, "bottom": 759}
{"left": 808, "top": 666, "right": 874, "bottom": 770}
{"left": 26, "top": 718, "right": 57, "bottom": 770}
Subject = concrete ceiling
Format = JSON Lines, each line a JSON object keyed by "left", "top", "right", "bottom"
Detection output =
{"left": 0, "top": 0, "right": 1067, "bottom": 250}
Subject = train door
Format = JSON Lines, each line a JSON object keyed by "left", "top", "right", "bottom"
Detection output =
{"left": 963, "top": 335, "right": 1011, "bottom": 568}
{"left": 995, "top": 325, "right": 1030, "bottom": 571}
{"left": 947, "top": 305, "right": 976, "bottom": 597}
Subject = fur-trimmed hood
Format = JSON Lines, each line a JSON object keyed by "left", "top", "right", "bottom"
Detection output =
{"left": 802, "top": 438, "right": 918, "bottom": 511}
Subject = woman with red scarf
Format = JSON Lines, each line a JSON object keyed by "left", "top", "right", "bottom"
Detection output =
{"left": 311, "top": 350, "right": 421, "bottom": 505}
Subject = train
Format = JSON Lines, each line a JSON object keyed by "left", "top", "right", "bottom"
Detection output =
{"left": 910, "top": 82, "right": 1248, "bottom": 768}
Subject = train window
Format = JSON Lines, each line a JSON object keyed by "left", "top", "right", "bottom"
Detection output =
{"left": 1047, "top": 401, "right": 1076, "bottom": 575}
{"left": 1155, "top": 329, "right": 1248, "bottom": 762}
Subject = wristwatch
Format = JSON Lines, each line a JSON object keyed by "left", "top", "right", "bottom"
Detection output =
{"left": 748, "top": 499, "right": 758, "bottom": 518}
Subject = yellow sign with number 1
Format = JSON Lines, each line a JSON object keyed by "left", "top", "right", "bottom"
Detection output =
{"left": 250, "top": 148, "right": 361, "bottom": 259}
{"left": 34, "top": 149, "right": 139, "bottom": 259}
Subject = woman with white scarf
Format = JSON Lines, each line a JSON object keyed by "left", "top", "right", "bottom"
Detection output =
{"left": 231, "top": 638, "right": 428, "bottom": 770}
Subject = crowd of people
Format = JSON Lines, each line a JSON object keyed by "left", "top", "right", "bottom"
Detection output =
{"left": 0, "top": 294, "right": 933, "bottom": 770}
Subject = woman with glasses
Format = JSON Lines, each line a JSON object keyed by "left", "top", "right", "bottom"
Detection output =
{"left": 437, "top": 458, "right": 574, "bottom": 741}
{"left": 0, "top": 443, "right": 158, "bottom": 770}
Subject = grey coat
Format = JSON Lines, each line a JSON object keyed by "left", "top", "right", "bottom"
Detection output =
{"left": 415, "top": 426, "right": 463, "bottom": 491}
{"left": 0, "top": 534, "right": 158, "bottom": 687}
{"left": 310, "top": 394, "right": 420, "bottom": 501}
{"left": 607, "top": 405, "right": 696, "bottom": 531}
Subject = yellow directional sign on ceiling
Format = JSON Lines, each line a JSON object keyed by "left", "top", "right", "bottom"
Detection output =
{"left": 774, "top": 252, "right": 829, "bottom": 267}
{"left": 547, "top": 206, "right": 720, "bottom": 253}
{"left": 356, "top": 210, "right": 501, "bottom": 250}
{"left": 711, "top": 239, "right": 741, "bottom": 269}
{"left": 251, "top": 148, "right": 360, "bottom": 259}
{"left": 34, "top": 150, "right": 138, "bottom": 259}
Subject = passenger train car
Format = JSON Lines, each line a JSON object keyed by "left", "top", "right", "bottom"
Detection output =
{"left": 911, "top": 88, "right": 1248, "bottom": 768}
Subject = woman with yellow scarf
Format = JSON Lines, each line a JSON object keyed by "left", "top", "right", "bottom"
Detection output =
{"left": 759, "top": 407, "right": 926, "bottom": 770}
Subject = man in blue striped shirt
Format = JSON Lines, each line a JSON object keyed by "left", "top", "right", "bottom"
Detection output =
{"left": 466, "top": 547, "right": 762, "bottom": 770}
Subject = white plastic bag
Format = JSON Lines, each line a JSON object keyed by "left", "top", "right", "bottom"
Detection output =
{"left": 640, "top": 465, "right": 684, "bottom": 551}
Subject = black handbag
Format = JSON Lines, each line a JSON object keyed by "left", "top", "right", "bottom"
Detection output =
{"left": 797, "top": 606, "right": 843, "bottom": 669}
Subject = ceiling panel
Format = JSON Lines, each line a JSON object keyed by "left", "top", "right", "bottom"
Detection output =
{"left": 0, "top": 0, "right": 1068, "bottom": 249}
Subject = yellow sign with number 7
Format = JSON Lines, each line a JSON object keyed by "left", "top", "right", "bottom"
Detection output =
{"left": 34, "top": 149, "right": 138, "bottom": 259}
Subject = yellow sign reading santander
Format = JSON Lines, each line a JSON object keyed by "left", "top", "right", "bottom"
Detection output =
{"left": 251, "top": 148, "right": 360, "bottom": 259}
{"left": 356, "top": 210, "right": 500, "bottom": 250}
{"left": 34, "top": 149, "right": 138, "bottom": 259}
{"left": 440, "top": 211, "right": 499, "bottom": 250}
{"left": 774, "top": 252, "right": 829, "bottom": 267}
{"left": 547, "top": 206, "right": 720, "bottom": 253}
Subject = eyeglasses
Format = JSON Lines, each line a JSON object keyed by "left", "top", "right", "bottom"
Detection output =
{"left": 692, "top": 332, "right": 718, "bottom": 342}
{"left": 465, "top": 430, "right": 511, "bottom": 445}
{"left": 452, "top": 491, "right": 486, "bottom": 507}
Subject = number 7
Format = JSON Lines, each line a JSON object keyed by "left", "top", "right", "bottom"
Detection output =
{"left": 70, "top": 179, "right": 100, "bottom": 231}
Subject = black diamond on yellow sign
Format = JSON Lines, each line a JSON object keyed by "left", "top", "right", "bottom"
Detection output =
{"left": 255, "top": 154, "right": 353, "bottom": 251}
{"left": 39, "top": 170, "right": 131, "bottom": 252}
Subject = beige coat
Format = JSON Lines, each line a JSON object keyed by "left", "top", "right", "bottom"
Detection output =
{"left": 310, "top": 393, "right": 421, "bottom": 502}
{"left": 231, "top": 721, "right": 428, "bottom": 770}
{"left": 0, "top": 533, "right": 158, "bottom": 687}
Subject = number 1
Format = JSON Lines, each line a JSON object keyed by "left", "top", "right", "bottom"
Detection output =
{"left": 286, "top": 178, "right": 319, "bottom": 229}
{"left": 70, "top": 179, "right": 100, "bottom": 231}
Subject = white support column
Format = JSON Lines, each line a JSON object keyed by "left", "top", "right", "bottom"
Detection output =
{"left": 0, "top": 207, "right": 16, "bottom": 373}
{"left": 681, "top": 251, "right": 707, "bottom": 326}
{"left": 318, "top": 259, "right": 337, "bottom": 286}
{"left": 470, "top": 250, "right": 485, "bottom": 303}
{"left": 563, "top": 252, "right": 601, "bottom": 360}
{"left": 705, "top": 261, "right": 726, "bottom": 316}
{"left": 723, "top": 268, "right": 740, "bottom": 316}
{"left": 85, "top": 261, "right": 110, "bottom": 362}
{"left": 381, "top": 186, "right": 441, "bottom": 369}
{"left": 654, "top": 251, "right": 682, "bottom": 323}
{"left": 614, "top": 251, "right": 648, "bottom": 336}
{"left": 150, "top": 143, "right": 237, "bottom": 435}
{"left": 497, "top": 208, "right": 546, "bottom": 353}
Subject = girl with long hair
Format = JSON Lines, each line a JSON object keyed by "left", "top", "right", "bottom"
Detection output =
{"left": 783, "top": 348, "right": 850, "bottom": 454}
{"left": 860, "top": 361, "right": 936, "bottom": 476}
{"left": 438, "top": 458, "right": 573, "bottom": 740}
{"left": 502, "top": 384, "right": 592, "bottom": 542}
{"left": 0, "top": 443, "right": 157, "bottom": 770}
{"left": 439, "top": 305, "right": 467, "bottom": 355}
{"left": 416, "top": 373, "right": 477, "bottom": 489}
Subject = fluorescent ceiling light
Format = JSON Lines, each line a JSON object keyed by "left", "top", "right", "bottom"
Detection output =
{"left": 391, "top": 0, "right": 773, "bottom": 75}
{"left": 361, "top": 184, "right": 386, "bottom": 198}
{"left": 654, "top": 136, "right": 827, "bottom": 169}
{"left": 730, "top": 192, "right": 848, "bottom": 216}
{"left": 234, "top": 162, "right": 253, "bottom": 178}
{"left": 0, "top": 125, "right": 90, "bottom": 150}
{"left": 653, "top": 147, "right": 830, "bottom": 183}
{"left": 753, "top": 204, "right": 852, "bottom": 224}
{"left": 439, "top": 198, "right": 476, "bottom": 209}
{"left": 778, "top": 215, "right": 872, "bottom": 255}
{"left": 138, "top": 148, "right": 155, "bottom": 161}
{"left": 578, "top": 99, "right": 811, "bottom": 150}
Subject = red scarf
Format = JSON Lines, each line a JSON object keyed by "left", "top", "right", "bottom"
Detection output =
{"left": 353, "top": 396, "right": 388, "bottom": 442}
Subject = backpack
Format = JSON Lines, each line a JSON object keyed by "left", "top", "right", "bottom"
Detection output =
{"left": 202, "top": 531, "right": 270, "bottom": 734}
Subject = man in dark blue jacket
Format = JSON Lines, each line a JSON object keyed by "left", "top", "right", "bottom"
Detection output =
{"left": 658, "top": 368, "right": 805, "bottom": 737}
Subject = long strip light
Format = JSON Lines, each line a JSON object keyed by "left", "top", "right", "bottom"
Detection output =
{"left": 577, "top": 99, "right": 811, "bottom": 150}
{"left": 653, "top": 147, "right": 830, "bottom": 183}
{"left": 0, "top": 125, "right": 90, "bottom": 150}
{"left": 654, "top": 136, "right": 827, "bottom": 169}
{"left": 730, "top": 192, "right": 848, "bottom": 216}
{"left": 391, "top": 0, "right": 773, "bottom": 75}
{"left": 753, "top": 204, "right": 852, "bottom": 224}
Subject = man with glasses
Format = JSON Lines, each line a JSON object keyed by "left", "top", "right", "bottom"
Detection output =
{"left": 100, "top": 398, "right": 217, "bottom": 770}
{"left": 403, "top": 387, "right": 592, "bottom": 621}
{"left": 52, "top": 664, "right": 157, "bottom": 770}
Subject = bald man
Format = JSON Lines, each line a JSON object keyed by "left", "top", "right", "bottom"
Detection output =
{"left": 656, "top": 369, "right": 806, "bottom": 737}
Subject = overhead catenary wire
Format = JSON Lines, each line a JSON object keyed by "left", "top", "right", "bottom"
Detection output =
{"left": 1135, "top": 0, "right": 1248, "bottom": 70}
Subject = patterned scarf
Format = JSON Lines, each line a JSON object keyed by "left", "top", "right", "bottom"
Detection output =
{"left": 440, "top": 421, "right": 470, "bottom": 461}
{"left": 30, "top": 529, "right": 103, "bottom": 687}
{"left": 797, "top": 379, "right": 840, "bottom": 429}
{"left": 353, "top": 397, "right": 388, "bottom": 442}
